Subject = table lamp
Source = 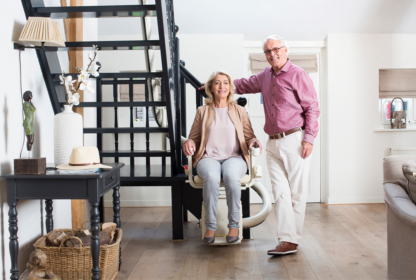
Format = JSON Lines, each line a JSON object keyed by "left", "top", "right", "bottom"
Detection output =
{"left": 14, "top": 17, "right": 65, "bottom": 50}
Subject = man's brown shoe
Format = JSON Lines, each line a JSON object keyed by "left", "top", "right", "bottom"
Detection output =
{"left": 267, "top": 241, "right": 298, "bottom": 255}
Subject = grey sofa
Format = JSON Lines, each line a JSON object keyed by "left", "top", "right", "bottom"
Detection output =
{"left": 383, "top": 155, "right": 416, "bottom": 279}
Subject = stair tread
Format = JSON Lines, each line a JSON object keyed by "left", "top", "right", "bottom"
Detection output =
{"left": 61, "top": 101, "right": 166, "bottom": 107}
{"left": 52, "top": 72, "right": 163, "bottom": 79}
{"left": 83, "top": 127, "right": 169, "bottom": 133}
{"left": 118, "top": 164, "right": 187, "bottom": 180}
{"left": 34, "top": 5, "right": 157, "bottom": 19}
{"left": 100, "top": 150, "right": 172, "bottom": 157}
{"left": 46, "top": 40, "right": 160, "bottom": 51}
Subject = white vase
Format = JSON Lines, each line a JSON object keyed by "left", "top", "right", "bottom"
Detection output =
{"left": 54, "top": 105, "right": 83, "bottom": 166}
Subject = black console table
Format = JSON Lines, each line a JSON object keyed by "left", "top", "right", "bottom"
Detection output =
{"left": 0, "top": 163, "right": 124, "bottom": 280}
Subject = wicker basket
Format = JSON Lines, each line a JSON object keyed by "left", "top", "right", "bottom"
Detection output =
{"left": 34, "top": 228, "right": 122, "bottom": 280}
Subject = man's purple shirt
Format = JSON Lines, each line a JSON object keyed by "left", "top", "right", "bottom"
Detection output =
{"left": 234, "top": 59, "right": 320, "bottom": 145}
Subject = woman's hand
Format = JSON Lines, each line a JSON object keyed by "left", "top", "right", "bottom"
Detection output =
{"left": 198, "top": 83, "right": 205, "bottom": 91}
{"left": 249, "top": 140, "right": 262, "bottom": 155}
{"left": 183, "top": 140, "right": 196, "bottom": 157}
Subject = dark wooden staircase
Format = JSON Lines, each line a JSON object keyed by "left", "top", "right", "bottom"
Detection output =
{"left": 20, "top": 0, "right": 212, "bottom": 240}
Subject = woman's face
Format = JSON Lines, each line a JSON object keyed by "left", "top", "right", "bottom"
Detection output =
{"left": 210, "top": 74, "right": 230, "bottom": 102}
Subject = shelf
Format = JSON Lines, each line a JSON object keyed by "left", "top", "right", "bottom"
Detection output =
{"left": 373, "top": 125, "right": 416, "bottom": 132}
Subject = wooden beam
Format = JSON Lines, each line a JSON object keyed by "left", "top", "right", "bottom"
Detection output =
{"left": 64, "top": 0, "right": 86, "bottom": 230}
{"left": 60, "top": 0, "right": 71, "bottom": 52}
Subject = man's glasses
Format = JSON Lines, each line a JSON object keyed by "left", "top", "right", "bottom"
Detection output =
{"left": 264, "top": 46, "right": 285, "bottom": 56}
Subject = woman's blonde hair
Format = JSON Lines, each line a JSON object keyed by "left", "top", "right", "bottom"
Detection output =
{"left": 204, "top": 71, "right": 236, "bottom": 105}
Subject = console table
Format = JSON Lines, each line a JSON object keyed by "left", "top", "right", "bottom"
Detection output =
{"left": 1, "top": 163, "right": 124, "bottom": 280}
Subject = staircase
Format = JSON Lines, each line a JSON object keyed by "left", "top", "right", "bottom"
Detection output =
{"left": 20, "top": 0, "right": 207, "bottom": 187}
{"left": 20, "top": 0, "right": 214, "bottom": 240}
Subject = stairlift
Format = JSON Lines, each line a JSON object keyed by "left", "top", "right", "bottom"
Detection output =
{"left": 185, "top": 144, "right": 272, "bottom": 245}
{"left": 149, "top": 78, "right": 271, "bottom": 245}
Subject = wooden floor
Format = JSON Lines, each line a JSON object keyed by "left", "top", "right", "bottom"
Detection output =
{"left": 104, "top": 203, "right": 388, "bottom": 280}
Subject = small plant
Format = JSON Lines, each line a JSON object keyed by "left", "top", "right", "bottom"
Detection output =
{"left": 59, "top": 45, "right": 100, "bottom": 105}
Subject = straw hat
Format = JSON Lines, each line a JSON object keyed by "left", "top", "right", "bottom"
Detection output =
{"left": 56, "top": 146, "right": 112, "bottom": 170}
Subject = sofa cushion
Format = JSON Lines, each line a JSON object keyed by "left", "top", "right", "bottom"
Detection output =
{"left": 383, "top": 155, "right": 416, "bottom": 189}
{"left": 384, "top": 183, "right": 416, "bottom": 227}
{"left": 402, "top": 160, "right": 416, "bottom": 204}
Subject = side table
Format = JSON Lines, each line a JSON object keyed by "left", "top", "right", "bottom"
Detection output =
{"left": 1, "top": 163, "right": 124, "bottom": 280}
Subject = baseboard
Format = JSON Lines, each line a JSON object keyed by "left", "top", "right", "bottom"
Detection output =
{"left": 326, "top": 196, "right": 385, "bottom": 204}
{"left": 104, "top": 200, "right": 172, "bottom": 207}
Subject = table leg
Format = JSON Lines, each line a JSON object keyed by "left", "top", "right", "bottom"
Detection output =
{"left": 112, "top": 185, "right": 121, "bottom": 270}
{"left": 90, "top": 203, "right": 101, "bottom": 280}
{"left": 112, "top": 185, "right": 120, "bottom": 228}
{"left": 45, "top": 199, "right": 53, "bottom": 233}
{"left": 8, "top": 202, "right": 19, "bottom": 280}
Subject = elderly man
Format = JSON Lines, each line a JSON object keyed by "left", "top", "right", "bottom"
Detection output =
{"left": 200, "top": 35, "right": 319, "bottom": 254}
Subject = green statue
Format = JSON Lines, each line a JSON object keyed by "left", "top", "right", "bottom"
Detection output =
{"left": 23, "top": 91, "right": 36, "bottom": 151}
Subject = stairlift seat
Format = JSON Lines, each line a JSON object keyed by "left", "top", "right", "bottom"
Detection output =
{"left": 193, "top": 174, "right": 251, "bottom": 185}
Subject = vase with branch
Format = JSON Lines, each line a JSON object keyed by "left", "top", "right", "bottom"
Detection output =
{"left": 60, "top": 45, "right": 100, "bottom": 106}
{"left": 54, "top": 45, "right": 101, "bottom": 166}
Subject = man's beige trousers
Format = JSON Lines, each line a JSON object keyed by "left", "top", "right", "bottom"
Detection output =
{"left": 266, "top": 130, "right": 312, "bottom": 245}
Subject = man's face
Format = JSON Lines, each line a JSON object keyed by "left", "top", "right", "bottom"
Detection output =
{"left": 264, "top": 40, "right": 288, "bottom": 69}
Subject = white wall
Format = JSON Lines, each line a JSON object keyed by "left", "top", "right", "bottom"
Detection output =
{"left": 0, "top": 2, "right": 75, "bottom": 278}
{"left": 325, "top": 33, "right": 416, "bottom": 204}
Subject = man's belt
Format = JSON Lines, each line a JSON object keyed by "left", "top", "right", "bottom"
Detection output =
{"left": 269, "top": 127, "right": 304, "bottom": 140}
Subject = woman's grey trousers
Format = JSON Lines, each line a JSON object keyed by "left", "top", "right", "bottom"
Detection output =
{"left": 196, "top": 157, "right": 247, "bottom": 231}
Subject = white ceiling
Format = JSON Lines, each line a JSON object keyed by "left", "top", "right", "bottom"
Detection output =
{"left": 98, "top": 0, "right": 416, "bottom": 41}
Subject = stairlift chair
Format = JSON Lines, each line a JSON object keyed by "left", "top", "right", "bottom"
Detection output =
{"left": 185, "top": 144, "right": 272, "bottom": 245}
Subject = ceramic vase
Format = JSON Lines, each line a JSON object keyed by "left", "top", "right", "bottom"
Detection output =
{"left": 54, "top": 105, "right": 83, "bottom": 165}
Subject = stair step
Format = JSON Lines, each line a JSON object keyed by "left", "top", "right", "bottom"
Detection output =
{"left": 53, "top": 72, "right": 163, "bottom": 80}
{"left": 119, "top": 165, "right": 187, "bottom": 185}
{"left": 46, "top": 40, "right": 160, "bottom": 51}
{"left": 83, "top": 127, "right": 169, "bottom": 134}
{"left": 34, "top": 5, "right": 157, "bottom": 19}
{"left": 62, "top": 101, "right": 166, "bottom": 107}
{"left": 101, "top": 80, "right": 146, "bottom": 85}
{"left": 100, "top": 150, "right": 171, "bottom": 157}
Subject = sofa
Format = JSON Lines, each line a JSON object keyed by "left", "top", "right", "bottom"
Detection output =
{"left": 383, "top": 155, "right": 416, "bottom": 279}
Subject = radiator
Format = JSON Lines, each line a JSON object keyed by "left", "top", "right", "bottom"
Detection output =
{"left": 390, "top": 147, "right": 416, "bottom": 155}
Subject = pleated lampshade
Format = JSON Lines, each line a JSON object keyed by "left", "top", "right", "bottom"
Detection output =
{"left": 19, "top": 17, "right": 65, "bottom": 47}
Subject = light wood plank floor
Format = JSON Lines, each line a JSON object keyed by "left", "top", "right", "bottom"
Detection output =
{"left": 105, "top": 203, "right": 387, "bottom": 280}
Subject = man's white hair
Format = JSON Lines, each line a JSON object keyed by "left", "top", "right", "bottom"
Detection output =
{"left": 262, "top": 35, "right": 289, "bottom": 54}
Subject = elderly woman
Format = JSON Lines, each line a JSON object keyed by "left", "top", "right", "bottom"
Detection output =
{"left": 183, "top": 71, "right": 262, "bottom": 244}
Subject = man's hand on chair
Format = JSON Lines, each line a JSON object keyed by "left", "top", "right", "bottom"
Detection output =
{"left": 301, "top": 142, "right": 313, "bottom": 159}
{"left": 183, "top": 140, "right": 196, "bottom": 157}
{"left": 249, "top": 140, "right": 262, "bottom": 155}
{"left": 198, "top": 83, "right": 205, "bottom": 91}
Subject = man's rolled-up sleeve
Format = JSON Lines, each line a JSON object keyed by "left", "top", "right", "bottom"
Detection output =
{"left": 234, "top": 73, "right": 262, "bottom": 95}
{"left": 295, "top": 71, "right": 320, "bottom": 145}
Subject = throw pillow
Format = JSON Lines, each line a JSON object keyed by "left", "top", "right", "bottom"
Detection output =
{"left": 402, "top": 160, "right": 416, "bottom": 204}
